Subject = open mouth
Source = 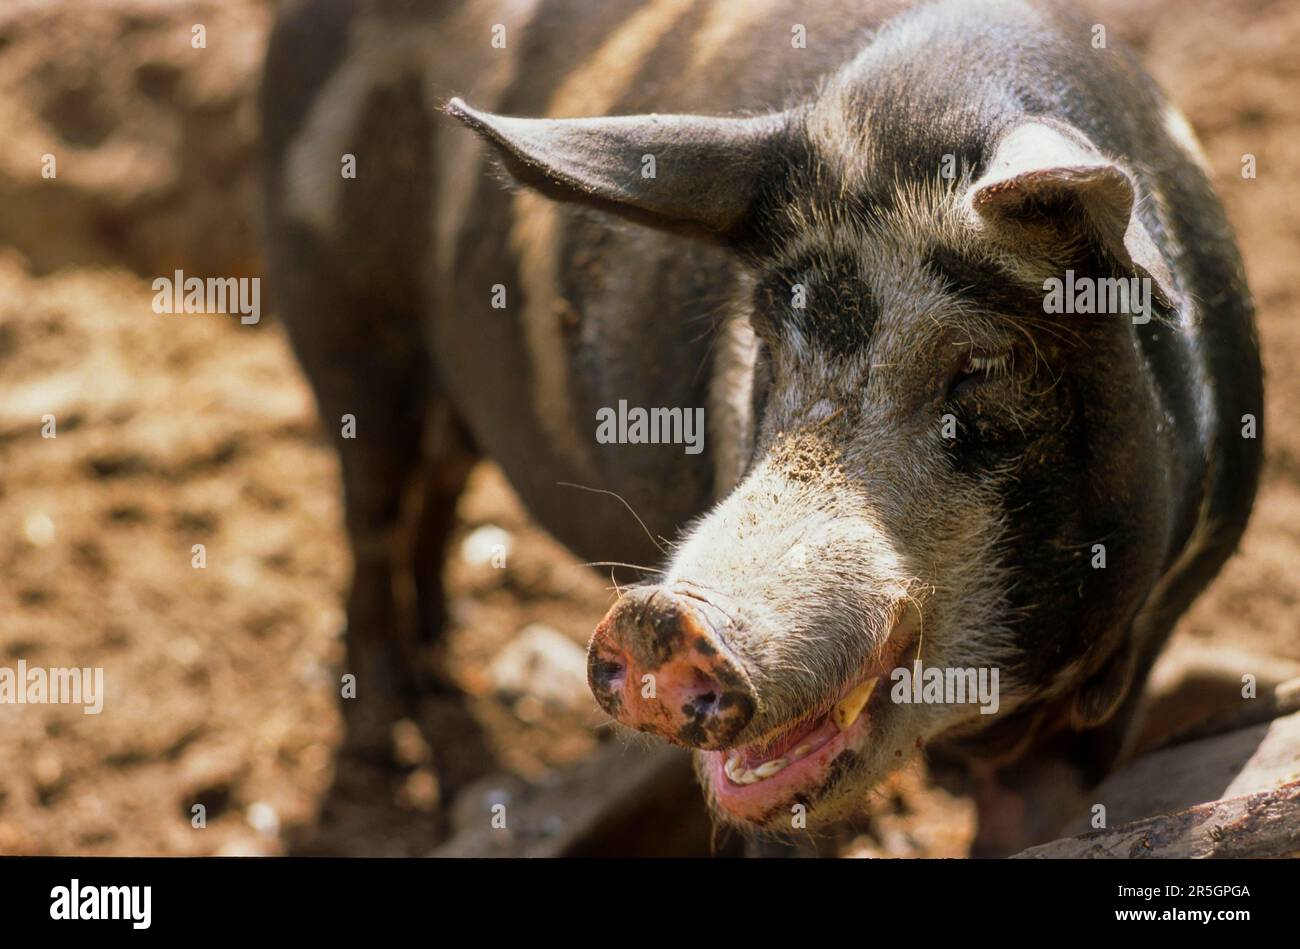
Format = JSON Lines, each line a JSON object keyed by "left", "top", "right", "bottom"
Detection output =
{"left": 703, "top": 672, "right": 885, "bottom": 822}
{"left": 703, "top": 618, "right": 918, "bottom": 824}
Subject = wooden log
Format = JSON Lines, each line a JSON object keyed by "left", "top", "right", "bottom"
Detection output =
{"left": 1012, "top": 780, "right": 1300, "bottom": 858}
{"left": 431, "top": 741, "right": 731, "bottom": 857}
{"left": 1013, "top": 702, "right": 1300, "bottom": 858}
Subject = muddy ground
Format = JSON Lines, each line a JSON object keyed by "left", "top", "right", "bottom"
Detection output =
{"left": 0, "top": 0, "right": 1296, "bottom": 856}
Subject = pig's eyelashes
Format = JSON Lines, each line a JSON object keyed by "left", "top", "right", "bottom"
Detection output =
{"left": 948, "top": 350, "right": 1014, "bottom": 398}
{"left": 965, "top": 352, "right": 1012, "bottom": 374}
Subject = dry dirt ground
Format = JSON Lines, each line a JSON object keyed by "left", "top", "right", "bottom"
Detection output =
{"left": 0, "top": 0, "right": 1296, "bottom": 857}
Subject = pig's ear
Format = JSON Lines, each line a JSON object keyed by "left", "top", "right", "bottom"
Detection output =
{"left": 446, "top": 97, "right": 787, "bottom": 241}
{"left": 966, "top": 121, "right": 1178, "bottom": 310}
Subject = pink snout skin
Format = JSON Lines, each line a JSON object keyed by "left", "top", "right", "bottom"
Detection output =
{"left": 587, "top": 587, "right": 755, "bottom": 750}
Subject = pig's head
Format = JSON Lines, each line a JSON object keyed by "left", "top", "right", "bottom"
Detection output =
{"left": 449, "top": 77, "right": 1181, "bottom": 833}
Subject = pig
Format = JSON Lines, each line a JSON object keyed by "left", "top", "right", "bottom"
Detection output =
{"left": 261, "top": 0, "right": 1263, "bottom": 854}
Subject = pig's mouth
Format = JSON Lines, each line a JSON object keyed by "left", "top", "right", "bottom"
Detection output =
{"left": 701, "top": 617, "right": 918, "bottom": 826}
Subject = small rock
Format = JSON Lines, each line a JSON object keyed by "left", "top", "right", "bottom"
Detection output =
{"left": 245, "top": 801, "right": 279, "bottom": 837}
{"left": 390, "top": 718, "right": 431, "bottom": 767}
{"left": 448, "top": 774, "right": 528, "bottom": 836}
{"left": 459, "top": 525, "right": 512, "bottom": 568}
{"left": 33, "top": 752, "right": 63, "bottom": 791}
{"left": 487, "top": 624, "right": 590, "bottom": 713}
{"left": 399, "top": 769, "right": 440, "bottom": 813}
{"left": 23, "top": 513, "right": 55, "bottom": 547}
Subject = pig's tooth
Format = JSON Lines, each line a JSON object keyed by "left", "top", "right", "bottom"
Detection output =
{"left": 792, "top": 744, "right": 812, "bottom": 759}
{"left": 724, "top": 754, "right": 743, "bottom": 782}
{"left": 832, "top": 677, "right": 879, "bottom": 732}
{"left": 753, "top": 759, "right": 789, "bottom": 778}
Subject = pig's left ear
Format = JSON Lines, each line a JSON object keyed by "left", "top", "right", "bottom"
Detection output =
{"left": 966, "top": 120, "right": 1178, "bottom": 310}
{"left": 446, "top": 97, "right": 788, "bottom": 241}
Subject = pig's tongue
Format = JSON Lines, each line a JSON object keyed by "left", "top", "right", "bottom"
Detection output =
{"left": 735, "top": 714, "right": 832, "bottom": 769}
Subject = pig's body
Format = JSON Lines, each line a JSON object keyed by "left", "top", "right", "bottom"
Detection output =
{"left": 263, "top": 0, "right": 1262, "bottom": 853}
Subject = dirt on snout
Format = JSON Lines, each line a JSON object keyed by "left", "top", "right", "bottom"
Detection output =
{"left": 1, "top": 0, "right": 1298, "bottom": 857}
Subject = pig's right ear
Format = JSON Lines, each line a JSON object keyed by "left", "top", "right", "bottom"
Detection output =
{"left": 446, "top": 97, "right": 789, "bottom": 241}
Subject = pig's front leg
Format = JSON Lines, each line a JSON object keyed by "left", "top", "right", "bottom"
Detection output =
{"left": 969, "top": 768, "right": 1083, "bottom": 857}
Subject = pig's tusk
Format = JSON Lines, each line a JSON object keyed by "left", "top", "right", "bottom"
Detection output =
{"left": 832, "top": 677, "right": 879, "bottom": 731}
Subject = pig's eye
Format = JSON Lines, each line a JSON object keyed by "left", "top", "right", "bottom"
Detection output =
{"left": 948, "top": 349, "right": 1014, "bottom": 397}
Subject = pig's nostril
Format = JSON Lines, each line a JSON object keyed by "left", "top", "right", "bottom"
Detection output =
{"left": 590, "top": 655, "right": 626, "bottom": 689}
{"left": 586, "top": 626, "right": 632, "bottom": 717}
{"left": 684, "top": 690, "right": 719, "bottom": 717}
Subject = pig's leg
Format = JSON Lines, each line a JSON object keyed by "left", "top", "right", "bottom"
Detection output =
{"left": 271, "top": 234, "right": 435, "bottom": 761}
{"left": 968, "top": 741, "right": 1109, "bottom": 856}
{"left": 409, "top": 399, "right": 479, "bottom": 684}
{"left": 265, "top": 19, "right": 457, "bottom": 763}
{"left": 968, "top": 766, "right": 1083, "bottom": 857}
{"left": 325, "top": 346, "right": 429, "bottom": 759}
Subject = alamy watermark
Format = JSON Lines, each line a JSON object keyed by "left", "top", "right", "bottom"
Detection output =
{"left": 152, "top": 269, "right": 261, "bottom": 325}
{"left": 0, "top": 661, "right": 104, "bottom": 714}
{"left": 596, "top": 400, "right": 704, "bottom": 455}
{"left": 1043, "top": 270, "right": 1152, "bottom": 325}
{"left": 890, "top": 662, "right": 999, "bottom": 715}
{"left": 50, "top": 879, "right": 150, "bottom": 929}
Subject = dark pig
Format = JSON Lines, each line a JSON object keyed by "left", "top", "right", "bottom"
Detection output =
{"left": 262, "top": 0, "right": 1262, "bottom": 853}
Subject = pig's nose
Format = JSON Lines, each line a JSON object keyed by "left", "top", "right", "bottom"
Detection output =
{"left": 587, "top": 586, "right": 755, "bottom": 749}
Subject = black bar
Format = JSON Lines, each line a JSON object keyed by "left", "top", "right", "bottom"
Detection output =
{"left": 0, "top": 856, "right": 1285, "bottom": 935}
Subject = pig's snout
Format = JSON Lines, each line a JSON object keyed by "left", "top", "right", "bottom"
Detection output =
{"left": 587, "top": 587, "right": 756, "bottom": 750}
